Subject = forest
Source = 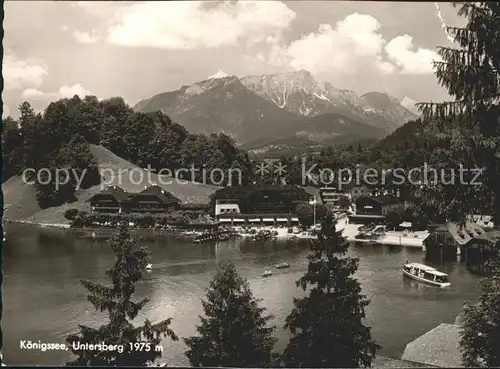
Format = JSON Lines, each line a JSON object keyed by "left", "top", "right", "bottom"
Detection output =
{"left": 2, "top": 96, "right": 252, "bottom": 208}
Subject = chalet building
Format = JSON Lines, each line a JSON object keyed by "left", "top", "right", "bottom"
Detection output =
{"left": 88, "top": 186, "right": 131, "bottom": 213}
{"left": 212, "top": 184, "right": 311, "bottom": 224}
{"left": 129, "top": 185, "right": 180, "bottom": 213}
{"left": 87, "top": 185, "right": 180, "bottom": 214}
{"left": 349, "top": 195, "right": 404, "bottom": 224}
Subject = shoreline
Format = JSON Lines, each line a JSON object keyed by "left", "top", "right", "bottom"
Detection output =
{"left": 5, "top": 219, "right": 71, "bottom": 229}
{"left": 5, "top": 217, "right": 428, "bottom": 249}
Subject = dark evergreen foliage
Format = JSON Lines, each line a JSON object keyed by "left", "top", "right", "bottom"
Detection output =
{"left": 184, "top": 262, "right": 277, "bottom": 367}
{"left": 2, "top": 95, "right": 252, "bottom": 207}
{"left": 417, "top": 2, "right": 500, "bottom": 226}
{"left": 283, "top": 213, "right": 379, "bottom": 367}
{"left": 460, "top": 275, "right": 500, "bottom": 367}
{"left": 66, "top": 224, "right": 178, "bottom": 366}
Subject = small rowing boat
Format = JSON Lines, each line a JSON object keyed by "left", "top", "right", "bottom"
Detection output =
{"left": 146, "top": 263, "right": 153, "bottom": 271}
{"left": 262, "top": 270, "right": 273, "bottom": 277}
{"left": 276, "top": 262, "right": 289, "bottom": 269}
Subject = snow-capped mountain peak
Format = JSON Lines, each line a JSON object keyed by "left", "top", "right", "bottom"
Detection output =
{"left": 400, "top": 96, "right": 420, "bottom": 115}
{"left": 240, "top": 71, "right": 418, "bottom": 131}
{"left": 208, "top": 70, "right": 230, "bottom": 79}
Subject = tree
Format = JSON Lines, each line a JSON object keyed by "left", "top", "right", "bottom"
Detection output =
{"left": 295, "top": 202, "right": 314, "bottom": 227}
{"left": 385, "top": 209, "right": 403, "bottom": 230}
{"left": 2, "top": 117, "right": 24, "bottom": 181}
{"left": 296, "top": 202, "right": 328, "bottom": 227}
{"left": 418, "top": 3, "right": 500, "bottom": 226}
{"left": 283, "top": 213, "right": 379, "bottom": 367}
{"left": 184, "top": 262, "right": 277, "bottom": 367}
{"left": 460, "top": 275, "right": 500, "bottom": 367}
{"left": 66, "top": 224, "right": 178, "bottom": 366}
{"left": 338, "top": 195, "right": 352, "bottom": 211}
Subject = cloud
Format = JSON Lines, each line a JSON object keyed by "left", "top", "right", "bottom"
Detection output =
{"left": 73, "top": 30, "right": 100, "bottom": 43}
{"left": 3, "top": 52, "right": 48, "bottom": 90}
{"left": 104, "top": 1, "right": 296, "bottom": 49}
{"left": 21, "top": 88, "right": 46, "bottom": 99}
{"left": 267, "top": 14, "right": 395, "bottom": 75}
{"left": 385, "top": 35, "right": 441, "bottom": 74}
{"left": 58, "top": 83, "right": 93, "bottom": 98}
{"left": 267, "top": 13, "right": 439, "bottom": 78}
{"left": 21, "top": 83, "right": 93, "bottom": 101}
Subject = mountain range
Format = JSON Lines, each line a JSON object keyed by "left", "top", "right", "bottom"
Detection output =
{"left": 134, "top": 70, "right": 419, "bottom": 149}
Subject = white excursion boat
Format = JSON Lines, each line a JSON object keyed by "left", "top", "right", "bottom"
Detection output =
{"left": 276, "top": 262, "right": 290, "bottom": 269}
{"left": 402, "top": 262, "right": 451, "bottom": 288}
{"left": 262, "top": 270, "right": 273, "bottom": 277}
{"left": 146, "top": 263, "right": 153, "bottom": 271}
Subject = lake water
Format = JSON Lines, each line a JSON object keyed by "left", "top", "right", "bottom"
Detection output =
{"left": 2, "top": 223, "right": 482, "bottom": 366}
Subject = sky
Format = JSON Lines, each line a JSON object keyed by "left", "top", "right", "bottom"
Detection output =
{"left": 2, "top": 1, "right": 465, "bottom": 118}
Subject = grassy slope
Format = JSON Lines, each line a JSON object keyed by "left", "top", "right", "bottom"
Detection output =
{"left": 3, "top": 144, "right": 220, "bottom": 225}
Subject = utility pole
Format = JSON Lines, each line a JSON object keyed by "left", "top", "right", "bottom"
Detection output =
{"left": 309, "top": 195, "right": 317, "bottom": 227}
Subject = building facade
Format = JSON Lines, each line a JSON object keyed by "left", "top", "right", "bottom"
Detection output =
{"left": 348, "top": 195, "right": 404, "bottom": 224}
{"left": 319, "top": 186, "right": 348, "bottom": 208}
{"left": 212, "top": 184, "right": 312, "bottom": 220}
{"left": 129, "top": 186, "right": 180, "bottom": 213}
{"left": 88, "top": 186, "right": 131, "bottom": 213}
{"left": 87, "top": 185, "right": 180, "bottom": 214}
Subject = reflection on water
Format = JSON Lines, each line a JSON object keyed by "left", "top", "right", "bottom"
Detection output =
{"left": 2, "top": 223, "right": 482, "bottom": 366}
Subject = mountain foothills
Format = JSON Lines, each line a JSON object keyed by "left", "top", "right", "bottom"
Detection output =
{"left": 2, "top": 97, "right": 251, "bottom": 211}
{"left": 134, "top": 70, "right": 418, "bottom": 146}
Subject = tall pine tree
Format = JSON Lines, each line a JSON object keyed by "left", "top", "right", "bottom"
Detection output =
{"left": 184, "top": 262, "right": 277, "bottom": 367}
{"left": 417, "top": 2, "right": 500, "bottom": 225}
{"left": 418, "top": 4, "right": 500, "bottom": 366}
{"left": 283, "top": 213, "right": 379, "bottom": 368}
{"left": 66, "top": 224, "right": 178, "bottom": 366}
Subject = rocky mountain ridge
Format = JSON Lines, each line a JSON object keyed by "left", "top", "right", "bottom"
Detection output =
{"left": 134, "top": 70, "right": 418, "bottom": 145}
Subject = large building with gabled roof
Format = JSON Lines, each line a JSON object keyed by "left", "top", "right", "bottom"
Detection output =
{"left": 87, "top": 184, "right": 181, "bottom": 214}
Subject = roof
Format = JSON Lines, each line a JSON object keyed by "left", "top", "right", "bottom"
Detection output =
{"left": 355, "top": 195, "right": 402, "bottom": 205}
{"left": 401, "top": 323, "right": 462, "bottom": 367}
{"left": 470, "top": 214, "right": 494, "bottom": 227}
{"left": 302, "top": 186, "right": 323, "bottom": 204}
{"left": 429, "top": 270, "right": 448, "bottom": 277}
{"left": 373, "top": 195, "right": 402, "bottom": 205}
{"left": 134, "top": 185, "right": 181, "bottom": 204}
{"left": 446, "top": 222, "right": 486, "bottom": 246}
{"left": 405, "top": 263, "right": 437, "bottom": 272}
{"left": 87, "top": 185, "right": 182, "bottom": 204}
{"left": 212, "top": 185, "right": 310, "bottom": 201}
{"left": 475, "top": 230, "right": 500, "bottom": 243}
{"left": 86, "top": 185, "right": 132, "bottom": 203}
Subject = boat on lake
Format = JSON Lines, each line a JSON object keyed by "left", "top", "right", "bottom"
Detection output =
{"left": 146, "top": 263, "right": 153, "bottom": 271}
{"left": 262, "top": 270, "right": 273, "bottom": 277}
{"left": 276, "top": 262, "right": 289, "bottom": 269}
{"left": 402, "top": 262, "right": 451, "bottom": 288}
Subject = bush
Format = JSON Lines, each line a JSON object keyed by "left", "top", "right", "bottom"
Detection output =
{"left": 64, "top": 208, "right": 80, "bottom": 220}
